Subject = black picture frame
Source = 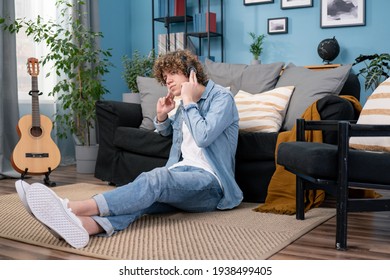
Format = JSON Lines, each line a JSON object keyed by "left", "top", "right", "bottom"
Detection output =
{"left": 320, "top": 0, "right": 366, "bottom": 28}
{"left": 244, "top": 0, "right": 274, "bottom": 6}
{"left": 281, "top": 0, "right": 313, "bottom": 9}
{"left": 268, "top": 17, "right": 288, "bottom": 34}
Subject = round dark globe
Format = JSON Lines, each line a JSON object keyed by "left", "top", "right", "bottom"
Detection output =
{"left": 317, "top": 36, "right": 340, "bottom": 64}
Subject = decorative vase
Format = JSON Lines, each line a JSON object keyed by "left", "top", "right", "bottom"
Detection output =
{"left": 251, "top": 59, "right": 261, "bottom": 65}
{"left": 75, "top": 144, "right": 99, "bottom": 174}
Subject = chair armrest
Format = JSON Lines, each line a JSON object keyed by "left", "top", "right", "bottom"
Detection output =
{"left": 296, "top": 119, "right": 346, "bottom": 141}
{"left": 296, "top": 118, "right": 390, "bottom": 140}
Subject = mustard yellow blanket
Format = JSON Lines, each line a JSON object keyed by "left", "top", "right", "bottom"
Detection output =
{"left": 254, "top": 95, "right": 364, "bottom": 214}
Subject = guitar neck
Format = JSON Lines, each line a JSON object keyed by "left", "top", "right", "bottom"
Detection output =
{"left": 31, "top": 76, "right": 41, "bottom": 128}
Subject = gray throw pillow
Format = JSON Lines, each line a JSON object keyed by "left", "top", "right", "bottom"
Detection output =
{"left": 204, "top": 59, "right": 284, "bottom": 95}
{"left": 204, "top": 59, "right": 246, "bottom": 94}
{"left": 277, "top": 63, "right": 352, "bottom": 131}
{"left": 137, "top": 76, "right": 167, "bottom": 130}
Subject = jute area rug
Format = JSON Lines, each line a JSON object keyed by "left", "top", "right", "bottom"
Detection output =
{"left": 0, "top": 183, "right": 335, "bottom": 260}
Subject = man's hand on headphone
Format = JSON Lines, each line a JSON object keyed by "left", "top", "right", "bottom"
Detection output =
{"left": 181, "top": 70, "right": 202, "bottom": 105}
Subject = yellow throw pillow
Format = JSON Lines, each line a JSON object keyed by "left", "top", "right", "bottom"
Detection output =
{"left": 234, "top": 86, "right": 295, "bottom": 132}
{"left": 350, "top": 77, "right": 390, "bottom": 152}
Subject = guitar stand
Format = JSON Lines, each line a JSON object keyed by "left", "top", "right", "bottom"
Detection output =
{"left": 21, "top": 167, "right": 57, "bottom": 187}
{"left": 44, "top": 168, "right": 56, "bottom": 187}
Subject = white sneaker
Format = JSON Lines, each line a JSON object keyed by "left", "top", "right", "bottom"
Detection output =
{"left": 26, "top": 183, "right": 89, "bottom": 249}
{"left": 15, "top": 180, "right": 33, "bottom": 214}
{"left": 15, "top": 180, "right": 63, "bottom": 239}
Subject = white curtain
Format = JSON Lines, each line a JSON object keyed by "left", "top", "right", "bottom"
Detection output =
{"left": 0, "top": 0, "right": 20, "bottom": 179}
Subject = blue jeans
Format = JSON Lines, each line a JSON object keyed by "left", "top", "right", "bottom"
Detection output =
{"left": 92, "top": 166, "right": 223, "bottom": 236}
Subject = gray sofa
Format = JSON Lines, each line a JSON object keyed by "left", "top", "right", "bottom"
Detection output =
{"left": 95, "top": 60, "right": 360, "bottom": 203}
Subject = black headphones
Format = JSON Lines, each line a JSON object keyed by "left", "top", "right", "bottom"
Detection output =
{"left": 181, "top": 55, "right": 197, "bottom": 77}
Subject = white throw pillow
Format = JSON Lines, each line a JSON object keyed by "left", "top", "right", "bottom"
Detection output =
{"left": 234, "top": 86, "right": 295, "bottom": 133}
{"left": 350, "top": 77, "right": 390, "bottom": 152}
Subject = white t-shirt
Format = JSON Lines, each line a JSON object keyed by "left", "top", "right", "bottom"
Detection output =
{"left": 169, "top": 122, "right": 222, "bottom": 188}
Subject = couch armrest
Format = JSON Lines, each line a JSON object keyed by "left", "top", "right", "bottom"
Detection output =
{"left": 96, "top": 100, "right": 143, "bottom": 151}
{"left": 95, "top": 100, "right": 143, "bottom": 181}
{"left": 96, "top": 100, "right": 143, "bottom": 129}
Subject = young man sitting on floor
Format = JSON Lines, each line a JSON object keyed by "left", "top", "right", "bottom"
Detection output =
{"left": 15, "top": 49, "right": 243, "bottom": 248}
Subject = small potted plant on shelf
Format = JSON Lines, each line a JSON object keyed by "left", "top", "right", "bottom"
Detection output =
{"left": 121, "top": 49, "right": 156, "bottom": 103}
{"left": 249, "top": 32, "right": 265, "bottom": 65}
{"left": 353, "top": 53, "right": 390, "bottom": 91}
{"left": 0, "top": 0, "right": 113, "bottom": 173}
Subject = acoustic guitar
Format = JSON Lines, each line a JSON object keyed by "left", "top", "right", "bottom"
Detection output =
{"left": 11, "top": 57, "right": 61, "bottom": 176}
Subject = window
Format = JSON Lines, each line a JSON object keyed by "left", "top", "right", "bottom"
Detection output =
{"left": 15, "top": 0, "right": 56, "bottom": 102}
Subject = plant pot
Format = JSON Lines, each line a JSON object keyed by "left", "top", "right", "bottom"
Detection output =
{"left": 122, "top": 92, "right": 141, "bottom": 104}
{"left": 251, "top": 59, "right": 261, "bottom": 65}
{"left": 75, "top": 144, "right": 99, "bottom": 174}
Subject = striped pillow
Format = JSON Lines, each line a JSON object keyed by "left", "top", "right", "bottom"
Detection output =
{"left": 234, "top": 86, "right": 295, "bottom": 132}
{"left": 350, "top": 77, "right": 390, "bottom": 152}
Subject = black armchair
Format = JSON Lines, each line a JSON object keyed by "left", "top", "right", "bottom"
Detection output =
{"left": 277, "top": 118, "right": 390, "bottom": 250}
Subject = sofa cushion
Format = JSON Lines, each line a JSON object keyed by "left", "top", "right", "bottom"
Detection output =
{"left": 350, "top": 77, "right": 390, "bottom": 152}
{"left": 114, "top": 126, "right": 172, "bottom": 158}
{"left": 234, "top": 86, "right": 294, "bottom": 132}
{"left": 204, "top": 59, "right": 284, "bottom": 94}
{"left": 137, "top": 76, "right": 168, "bottom": 130}
{"left": 236, "top": 131, "right": 278, "bottom": 161}
{"left": 277, "top": 63, "right": 351, "bottom": 131}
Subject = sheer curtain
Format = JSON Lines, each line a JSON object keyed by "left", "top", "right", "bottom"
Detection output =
{"left": 0, "top": 0, "right": 20, "bottom": 179}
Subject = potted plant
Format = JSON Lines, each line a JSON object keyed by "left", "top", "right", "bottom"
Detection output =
{"left": 353, "top": 53, "right": 390, "bottom": 91}
{"left": 249, "top": 32, "right": 265, "bottom": 64}
{"left": 121, "top": 49, "right": 155, "bottom": 103}
{"left": 1, "top": 0, "right": 113, "bottom": 173}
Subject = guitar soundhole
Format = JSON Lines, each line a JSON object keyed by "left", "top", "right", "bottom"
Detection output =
{"left": 30, "top": 126, "right": 42, "bottom": 137}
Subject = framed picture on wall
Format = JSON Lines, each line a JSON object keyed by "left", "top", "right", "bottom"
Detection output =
{"left": 281, "top": 0, "right": 313, "bottom": 9}
{"left": 320, "top": 0, "right": 366, "bottom": 28}
{"left": 267, "top": 17, "right": 288, "bottom": 34}
{"left": 244, "top": 0, "right": 274, "bottom": 6}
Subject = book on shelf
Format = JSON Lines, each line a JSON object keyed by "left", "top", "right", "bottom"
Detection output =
{"left": 193, "top": 12, "right": 216, "bottom": 33}
{"left": 205, "top": 12, "right": 216, "bottom": 33}
{"left": 158, "top": 0, "right": 185, "bottom": 17}
{"left": 174, "top": 0, "right": 185, "bottom": 16}
{"left": 158, "top": 32, "right": 196, "bottom": 55}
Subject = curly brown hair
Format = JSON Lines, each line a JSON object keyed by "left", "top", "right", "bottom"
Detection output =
{"left": 153, "top": 49, "right": 208, "bottom": 86}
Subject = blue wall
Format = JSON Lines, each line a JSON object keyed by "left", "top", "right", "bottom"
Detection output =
{"left": 99, "top": 0, "right": 390, "bottom": 104}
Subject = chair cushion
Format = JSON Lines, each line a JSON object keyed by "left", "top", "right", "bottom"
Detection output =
{"left": 277, "top": 141, "right": 390, "bottom": 185}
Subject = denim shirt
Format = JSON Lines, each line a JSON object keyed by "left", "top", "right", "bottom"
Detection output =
{"left": 154, "top": 80, "right": 243, "bottom": 209}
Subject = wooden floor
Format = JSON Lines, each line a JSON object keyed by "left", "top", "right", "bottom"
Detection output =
{"left": 1, "top": 165, "right": 390, "bottom": 260}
